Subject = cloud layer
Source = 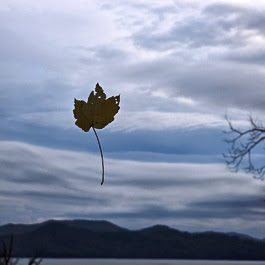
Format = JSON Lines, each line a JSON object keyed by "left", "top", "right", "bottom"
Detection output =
{"left": 1, "top": 0, "right": 265, "bottom": 133}
{"left": 1, "top": 141, "right": 264, "bottom": 238}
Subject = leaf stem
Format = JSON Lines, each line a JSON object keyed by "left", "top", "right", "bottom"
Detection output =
{"left": 92, "top": 127, "right": 105, "bottom": 185}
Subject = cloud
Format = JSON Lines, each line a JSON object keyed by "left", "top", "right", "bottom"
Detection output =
{"left": 219, "top": 48, "right": 265, "bottom": 65}
{"left": 103, "top": 54, "right": 265, "bottom": 113}
{"left": 95, "top": 2, "right": 265, "bottom": 114}
{"left": 13, "top": 110, "right": 227, "bottom": 131}
{"left": 114, "top": 111, "right": 227, "bottom": 131}
{"left": 204, "top": 3, "right": 265, "bottom": 36}
{"left": 0, "top": 141, "right": 264, "bottom": 237}
{"left": 131, "top": 2, "right": 265, "bottom": 51}
{"left": 1, "top": 0, "right": 265, "bottom": 136}
{"left": 1, "top": 0, "right": 265, "bottom": 238}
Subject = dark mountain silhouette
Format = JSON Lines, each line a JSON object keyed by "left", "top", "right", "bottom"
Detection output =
{"left": 1, "top": 220, "right": 265, "bottom": 260}
{"left": 226, "top": 232, "right": 258, "bottom": 241}
{"left": 0, "top": 220, "right": 125, "bottom": 237}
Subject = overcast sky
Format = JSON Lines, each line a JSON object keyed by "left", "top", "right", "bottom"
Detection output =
{"left": 1, "top": 0, "right": 265, "bottom": 238}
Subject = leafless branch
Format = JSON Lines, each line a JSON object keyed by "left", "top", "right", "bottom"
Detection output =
{"left": 0, "top": 236, "right": 43, "bottom": 265}
{"left": 28, "top": 256, "right": 43, "bottom": 265}
{"left": 0, "top": 236, "right": 19, "bottom": 265}
{"left": 223, "top": 115, "right": 265, "bottom": 180}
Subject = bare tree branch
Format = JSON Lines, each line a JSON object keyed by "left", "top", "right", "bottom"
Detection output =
{"left": 28, "top": 256, "right": 43, "bottom": 265}
{"left": 223, "top": 115, "right": 265, "bottom": 180}
{"left": 0, "top": 236, "right": 19, "bottom": 265}
{"left": 0, "top": 236, "right": 43, "bottom": 265}
{"left": 27, "top": 248, "right": 43, "bottom": 265}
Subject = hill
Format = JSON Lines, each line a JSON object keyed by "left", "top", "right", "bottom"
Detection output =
{"left": 1, "top": 220, "right": 265, "bottom": 260}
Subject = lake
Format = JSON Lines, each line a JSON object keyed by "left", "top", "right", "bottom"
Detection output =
{"left": 17, "top": 259, "right": 265, "bottom": 265}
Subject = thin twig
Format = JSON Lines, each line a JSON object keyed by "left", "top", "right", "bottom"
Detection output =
{"left": 224, "top": 115, "right": 265, "bottom": 179}
{"left": 92, "top": 127, "right": 105, "bottom": 185}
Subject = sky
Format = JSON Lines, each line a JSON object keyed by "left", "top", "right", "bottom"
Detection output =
{"left": 1, "top": 0, "right": 265, "bottom": 238}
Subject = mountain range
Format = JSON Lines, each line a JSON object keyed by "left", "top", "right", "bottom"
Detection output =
{"left": 0, "top": 219, "right": 265, "bottom": 260}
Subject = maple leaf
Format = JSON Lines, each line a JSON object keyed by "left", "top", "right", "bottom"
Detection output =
{"left": 73, "top": 83, "right": 120, "bottom": 185}
{"left": 73, "top": 83, "right": 120, "bottom": 132}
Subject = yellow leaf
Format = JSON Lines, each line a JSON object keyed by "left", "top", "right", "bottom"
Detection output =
{"left": 73, "top": 83, "right": 120, "bottom": 132}
{"left": 73, "top": 83, "right": 120, "bottom": 185}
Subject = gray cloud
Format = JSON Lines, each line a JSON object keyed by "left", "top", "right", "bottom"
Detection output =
{"left": 133, "top": 3, "right": 265, "bottom": 50}
{"left": 204, "top": 3, "right": 265, "bottom": 35}
{"left": 1, "top": 0, "right": 265, "bottom": 134}
{"left": 102, "top": 2, "right": 265, "bottom": 113}
{"left": 190, "top": 197, "right": 265, "bottom": 218}
{"left": 0, "top": 141, "right": 265, "bottom": 237}
{"left": 134, "top": 16, "right": 242, "bottom": 50}
{"left": 171, "top": 62, "right": 265, "bottom": 111}
{"left": 107, "top": 56, "right": 265, "bottom": 112}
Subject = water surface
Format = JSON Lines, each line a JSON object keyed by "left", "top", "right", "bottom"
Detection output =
{"left": 18, "top": 259, "right": 265, "bottom": 265}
